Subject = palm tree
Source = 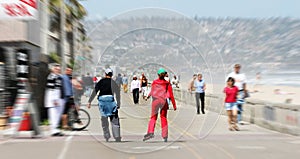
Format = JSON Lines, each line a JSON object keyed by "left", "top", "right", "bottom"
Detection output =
{"left": 48, "top": 0, "right": 88, "bottom": 67}
{"left": 49, "top": 0, "right": 87, "bottom": 31}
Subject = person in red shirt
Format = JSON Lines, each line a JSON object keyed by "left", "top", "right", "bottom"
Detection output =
{"left": 143, "top": 68, "right": 177, "bottom": 142}
{"left": 223, "top": 77, "right": 239, "bottom": 131}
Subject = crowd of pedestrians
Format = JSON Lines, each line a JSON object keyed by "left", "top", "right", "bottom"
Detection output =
{"left": 44, "top": 63, "right": 86, "bottom": 136}
{"left": 226, "top": 64, "right": 248, "bottom": 126}
{"left": 44, "top": 62, "right": 248, "bottom": 141}
{"left": 187, "top": 63, "right": 248, "bottom": 130}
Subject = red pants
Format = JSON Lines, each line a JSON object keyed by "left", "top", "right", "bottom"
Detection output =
{"left": 147, "top": 99, "right": 168, "bottom": 138}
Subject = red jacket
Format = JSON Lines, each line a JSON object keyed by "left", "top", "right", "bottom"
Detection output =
{"left": 149, "top": 78, "right": 177, "bottom": 110}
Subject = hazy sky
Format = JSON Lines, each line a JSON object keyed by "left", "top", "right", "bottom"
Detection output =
{"left": 80, "top": 0, "right": 300, "bottom": 19}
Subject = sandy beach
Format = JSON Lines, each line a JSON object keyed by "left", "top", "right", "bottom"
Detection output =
{"left": 180, "top": 83, "right": 300, "bottom": 105}
{"left": 245, "top": 84, "right": 300, "bottom": 105}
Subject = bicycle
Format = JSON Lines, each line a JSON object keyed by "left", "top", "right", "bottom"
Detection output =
{"left": 68, "top": 104, "right": 91, "bottom": 131}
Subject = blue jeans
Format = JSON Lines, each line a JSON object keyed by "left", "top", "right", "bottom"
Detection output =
{"left": 98, "top": 95, "right": 120, "bottom": 140}
{"left": 225, "top": 102, "right": 237, "bottom": 110}
{"left": 98, "top": 95, "right": 117, "bottom": 117}
{"left": 237, "top": 91, "right": 245, "bottom": 122}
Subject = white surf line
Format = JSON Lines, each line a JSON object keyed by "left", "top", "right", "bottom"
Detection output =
{"left": 236, "top": 146, "right": 266, "bottom": 150}
{"left": 57, "top": 131, "right": 76, "bottom": 159}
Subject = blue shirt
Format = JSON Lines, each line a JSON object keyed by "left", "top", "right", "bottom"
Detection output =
{"left": 194, "top": 79, "right": 205, "bottom": 93}
{"left": 62, "top": 74, "right": 73, "bottom": 96}
{"left": 122, "top": 76, "right": 128, "bottom": 84}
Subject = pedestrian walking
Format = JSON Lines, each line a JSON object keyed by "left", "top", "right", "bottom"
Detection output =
{"left": 171, "top": 75, "right": 179, "bottom": 88}
{"left": 82, "top": 73, "right": 93, "bottom": 97}
{"left": 44, "top": 63, "right": 65, "bottom": 136}
{"left": 143, "top": 68, "right": 177, "bottom": 142}
{"left": 188, "top": 74, "right": 197, "bottom": 92}
{"left": 140, "top": 73, "right": 148, "bottom": 100}
{"left": 115, "top": 73, "right": 123, "bottom": 89}
{"left": 131, "top": 75, "right": 140, "bottom": 104}
{"left": 194, "top": 74, "right": 206, "bottom": 114}
{"left": 72, "top": 74, "right": 83, "bottom": 108}
{"left": 122, "top": 74, "right": 129, "bottom": 93}
{"left": 226, "top": 64, "right": 247, "bottom": 124}
{"left": 87, "top": 68, "right": 121, "bottom": 142}
{"left": 224, "top": 77, "right": 239, "bottom": 131}
{"left": 61, "top": 67, "right": 73, "bottom": 130}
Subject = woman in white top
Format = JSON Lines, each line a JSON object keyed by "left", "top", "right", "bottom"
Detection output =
{"left": 131, "top": 75, "right": 141, "bottom": 104}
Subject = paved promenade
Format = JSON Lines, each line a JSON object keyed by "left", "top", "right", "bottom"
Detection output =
{"left": 1, "top": 92, "right": 300, "bottom": 159}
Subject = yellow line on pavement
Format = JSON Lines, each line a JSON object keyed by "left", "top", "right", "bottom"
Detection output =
{"left": 207, "top": 142, "right": 236, "bottom": 159}
{"left": 121, "top": 93, "right": 233, "bottom": 159}
{"left": 170, "top": 114, "right": 235, "bottom": 159}
{"left": 180, "top": 143, "right": 204, "bottom": 159}
{"left": 168, "top": 121, "right": 203, "bottom": 159}
{"left": 128, "top": 156, "right": 136, "bottom": 159}
{"left": 122, "top": 93, "right": 203, "bottom": 159}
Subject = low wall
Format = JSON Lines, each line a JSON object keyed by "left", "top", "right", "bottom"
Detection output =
{"left": 173, "top": 89, "right": 300, "bottom": 136}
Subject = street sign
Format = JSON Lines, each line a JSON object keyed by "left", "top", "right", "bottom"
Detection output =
{"left": 0, "top": 0, "right": 38, "bottom": 20}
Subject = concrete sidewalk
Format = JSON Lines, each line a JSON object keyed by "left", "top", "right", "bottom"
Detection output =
{"left": 0, "top": 92, "right": 283, "bottom": 140}
{"left": 1, "top": 93, "right": 300, "bottom": 159}
{"left": 81, "top": 92, "right": 287, "bottom": 143}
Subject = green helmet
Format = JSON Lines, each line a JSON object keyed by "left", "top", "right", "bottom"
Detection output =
{"left": 157, "top": 68, "right": 166, "bottom": 75}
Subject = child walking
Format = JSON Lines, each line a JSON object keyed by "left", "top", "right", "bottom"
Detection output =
{"left": 224, "top": 77, "right": 239, "bottom": 131}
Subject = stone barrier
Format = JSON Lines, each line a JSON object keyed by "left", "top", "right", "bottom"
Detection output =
{"left": 173, "top": 88, "right": 300, "bottom": 136}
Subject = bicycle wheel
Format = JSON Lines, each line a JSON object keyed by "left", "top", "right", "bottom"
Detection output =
{"left": 71, "top": 109, "right": 91, "bottom": 131}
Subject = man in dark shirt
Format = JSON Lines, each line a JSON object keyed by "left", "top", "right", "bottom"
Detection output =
{"left": 87, "top": 68, "right": 121, "bottom": 142}
{"left": 82, "top": 73, "right": 94, "bottom": 97}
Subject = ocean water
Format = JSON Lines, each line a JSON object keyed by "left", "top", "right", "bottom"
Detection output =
{"left": 247, "top": 71, "right": 300, "bottom": 87}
